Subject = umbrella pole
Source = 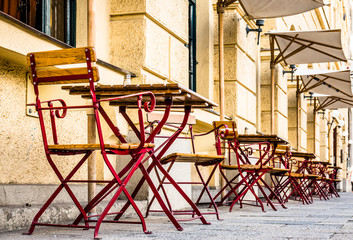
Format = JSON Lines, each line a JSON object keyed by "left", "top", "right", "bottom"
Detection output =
{"left": 269, "top": 36, "right": 275, "bottom": 135}
{"left": 218, "top": 6, "right": 225, "bottom": 121}
{"left": 217, "top": 2, "right": 226, "bottom": 199}
{"left": 313, "top": 98, "right": 317, "bottom": 155}
{"left": 271, "top": 66, "right": 275, "bottom": 134}
{"left": 296, "top": 75, "right": 300, "bottom": 151}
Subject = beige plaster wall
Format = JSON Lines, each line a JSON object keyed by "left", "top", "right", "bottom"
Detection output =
{"left": 196, "top": 0, "right": 214, "bottom": 101}
{"left": 320, "top": 112, "right": 330, "bottom": 161}
{"left": 307, "top": 104, "right": 321, "bottom": 156}
{"left": 213, "top": 7, "right": 258, "bottom": 133}
{"left": 110, "top": 0, "right": 189, "bottom": 85}
{"left": 0, "top": 58, "right": 88, "bottom": 184}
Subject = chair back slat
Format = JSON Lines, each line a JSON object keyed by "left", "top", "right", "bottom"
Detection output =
{"left": 27, "top": 47, "right": 98, "bottom": 85}
{"left": 27, "top": 47, "right": 97, "bottom": 67}
{"left": 27, "top": 47, "right": 99, "bottom": 147}
{"left": 212, "top": 121, "right": 238, "bottom": 138}
{"left": 35, "top": 66, "right": 99, "bottom": 85}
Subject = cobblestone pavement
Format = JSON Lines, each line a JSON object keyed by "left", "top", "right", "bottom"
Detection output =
{"left": 1, "top": 192, "right": 353, "bottom": 240}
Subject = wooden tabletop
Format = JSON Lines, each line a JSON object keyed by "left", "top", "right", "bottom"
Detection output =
{"left": 62, "top": 83, "right": 217, "bottom": 109}
{"left": 310, "top": 160, "right": 331, "bottom": 165}
{"left": 236, "top": 134, "right": 289, "bottom": 145}
{"left": 290, "top": 151, "right": 316, "bottom": 159}
{"left": 328, "top": 165, "right": 342, "bottom": 169}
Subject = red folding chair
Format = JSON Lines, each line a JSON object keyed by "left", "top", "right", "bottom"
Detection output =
{"left": 326, "top": 167, "right": 340, "bottom": 198}
{"left": 267, "top": 145, "right": 291, "bottom": 204}
{"left": 279, "top": 154, "right": 315, "bottom": 205}
{"left": 144, "top": 111, "right": 225, "bottom": 220}
{"left": 212, "top": 121, "right": 284, "bottom": 212}
{"left": 24, "top": 47, "right": 157, "bottom": 239}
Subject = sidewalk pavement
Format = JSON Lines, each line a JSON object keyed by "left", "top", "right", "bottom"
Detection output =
{"left": 1, "top": 192, "right": 353, "bottom": 240}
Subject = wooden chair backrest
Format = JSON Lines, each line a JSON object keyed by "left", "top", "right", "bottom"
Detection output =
{"left": 212, "top": 121, "right": 238, "bottom": 138}
{"left": 274, "top": 144, "right": 292, "bottom": 155}
{"left": 27, "top": 47, "right": 99, "bottom": 85}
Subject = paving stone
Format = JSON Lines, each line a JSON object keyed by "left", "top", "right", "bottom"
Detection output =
{"left": 1, "top": 193, "right": 353, "bottom": 239}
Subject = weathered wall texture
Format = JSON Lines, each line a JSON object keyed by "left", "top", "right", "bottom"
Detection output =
{"left": 110, "top": 0, "right": 188, "bottom": 85}
{"left": 213, "top": 6, "right": 258, "bottom": 134}
{"left": 0, "top": 58, "right": 88, "bottom": 184}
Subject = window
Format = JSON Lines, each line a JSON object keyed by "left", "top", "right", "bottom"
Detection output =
{"left": 188, "top": 0, "right": 196, "bottom": 91}
{"left": 0, "top": 0, "right": 76, "bottom": 46}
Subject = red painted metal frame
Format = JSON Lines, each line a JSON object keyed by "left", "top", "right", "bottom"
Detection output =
{"left": 24, "top": 48, "right": 160, "bottom": 239}
{"left": 145, "top": 124, "right": 224, "bottom": 221}
{"left": 269, "top": 155, "right": 313, "bottom": 205}
{"left": 112, "top": 104, "right": 211, "bottom": 229}
{"left": 297, "top": 160, "right": 326, "bottom": 202}
{"left": 212, "top": 126, "right": 286, "bottom": 212}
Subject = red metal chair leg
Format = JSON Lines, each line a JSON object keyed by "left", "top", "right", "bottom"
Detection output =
{"left": 152, "top": 159, "right": 210, "bottom": 225}
{"left": 23, "top": 152, "right": 92, "bottom": 235}
{"left": 194, "top": 164, "right": 221, "bottom": 220}
{"left": 229, "top": 171, "right": 267, "bottom": 212}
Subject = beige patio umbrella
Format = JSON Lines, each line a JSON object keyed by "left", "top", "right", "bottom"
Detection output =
{"left": 239, "top": 0, "right": 326, "bottom": 19}
{"left": 216, "top": 1, "right": 327, "bottom": 121}
{"left": 316, "top": 96, "right": 353, "bottom": 111}
{"left": 295, "top": 69, "right": 352, "bottom": 98}
{"left": 267, "top": 29, "right": 346, "bottom": 66}
{"left": 265, "top": 29, "right": 347, "bottom": 151}
{"left": 215, "top": 0, "right": 327, "bottom": 197}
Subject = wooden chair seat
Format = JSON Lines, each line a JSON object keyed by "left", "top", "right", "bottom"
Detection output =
{"left": 160, "top": 153, "right": 225, "bottom": 166}
{"left": 221, "top": 164, "right": 273, "bottom": 171}
{"left": 304, "top": 174, "right": 319, "bottom": 179}
{"left": 333, "top": 179, "right": 341, "bottom": 182}
{"left": 48, "top": 143, "right": 155, "bottom": 151}
{"left": 268, "top": 168, "right": 290, "bottom": 175}
{"left": 285, "top": 172, "right": 304, "bottom": 178}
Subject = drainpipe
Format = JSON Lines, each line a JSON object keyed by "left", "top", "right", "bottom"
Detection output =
{"left": 87, "top": 0, "right": 96, "bottom": 215}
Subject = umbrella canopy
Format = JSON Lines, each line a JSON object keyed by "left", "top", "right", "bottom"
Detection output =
{"left": 240, "top": 0, "right": 326, "bottom": 19}
{"left": 316, "top": 96, "right": 353, "bottom": 111}
{"left": 266, "top": 29, "right": 347, "bottom": 66}
{"left": 295, "top": 69, "right": 352, "bottom": 98}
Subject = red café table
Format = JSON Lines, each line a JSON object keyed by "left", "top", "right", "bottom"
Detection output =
{"left": 63, "top": 83, "right": 217, "bottom": 231}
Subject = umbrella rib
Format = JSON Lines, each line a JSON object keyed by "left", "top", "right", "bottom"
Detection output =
{"left": 273, "top": 34, "right": 299, "bottom": 65}
{"left": 277, "top": 35, "right": 346, "bottom": 62}
{"left": 277, "top": 34, "right": 343, "bottom": 50}
{"left": 276, "top": 44, "right": 312, "bottom": 65}
{"left": 316, "top": 98, "right": 336, "bottom": 111}
{"left": 270, "top": 35, "right": 276, "bottom": 64}
{"left": 302, "top": 81, "right": 326, "bottom": 93}
{"left": 306, "top": 45, "right": 347, "bottom": 62}
{"left": 302, "top": 76, "right": 351, "bottom": 98}
{"left": 318, "top": 74, "right": 351, "bottom": 83}
{"left": 300, "top": 75, "right": 317, "bottom": 93}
